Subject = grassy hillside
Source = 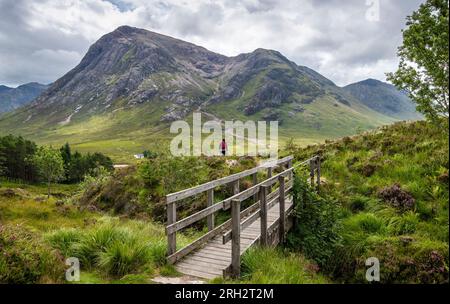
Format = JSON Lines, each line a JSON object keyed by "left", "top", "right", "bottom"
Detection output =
{"left": 1, "top": 120, "right": 447, "bottom": 284}
{"left": 287, "top": 120, "right": 449, "bottom": 283}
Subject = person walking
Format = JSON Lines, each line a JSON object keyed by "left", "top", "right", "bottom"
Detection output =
{"left": 219, "top": 138, "right": 227, "bottom": 156}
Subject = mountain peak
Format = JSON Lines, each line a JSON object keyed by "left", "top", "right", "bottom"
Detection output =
{"left": 355, "top": 78, "right": 385, "bottom": 86}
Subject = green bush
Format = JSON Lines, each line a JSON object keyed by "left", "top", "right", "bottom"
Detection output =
{"left": 0, "top": 224, "right": 65, "bottom": 283}
{"left": 287, "top": 171, "right": 341, "bottom": 268}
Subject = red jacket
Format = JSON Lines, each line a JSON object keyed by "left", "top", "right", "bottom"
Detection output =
{"left": 220, "top": 141, "right": 227, "bottom": 150}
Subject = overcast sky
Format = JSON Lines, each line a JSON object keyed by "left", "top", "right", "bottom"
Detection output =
{"left": 0, "top": 0, "right": 424, "bottom": 87}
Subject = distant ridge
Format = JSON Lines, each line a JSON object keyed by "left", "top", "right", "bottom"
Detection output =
{"left": 0, "top": 82, "right": 49, "bottom": 114}
{"left": 343, "top": 78, "right": 421, "bottom": 120}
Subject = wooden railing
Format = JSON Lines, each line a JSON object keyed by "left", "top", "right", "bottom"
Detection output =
{"left": 165, "top": 155, "right": 322, "bottom": 276}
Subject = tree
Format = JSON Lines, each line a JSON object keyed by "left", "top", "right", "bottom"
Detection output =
{"left": 60, "top": 143, "right": 71, "bottom": 181}
{"left": 33, "top": 146, "right": 64, "bottom": 198}
{"left": 387, "top": 0, "right": 449, "bottom": 125}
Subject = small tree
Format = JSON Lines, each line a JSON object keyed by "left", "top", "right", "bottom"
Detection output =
{"left": 387, "top": 0, "right": 449, "bottom": 125}
{"left": 33, "top": 146, "right": 64, "bottom": 198}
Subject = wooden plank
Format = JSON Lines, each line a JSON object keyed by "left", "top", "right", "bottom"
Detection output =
{"left": 252, "top": 172, "right": 258, "bottom": 202}
{"left": 189, "top": 251, "right": 231, "bottom": 263}
{"left": 167, "top": 201, "right": 176, "bottom": 256}
{"left": 166, "top": 156, "right": 293, "bottom": 203}
{"left": 167, "top": 218, "right": 231, "bottom": 264}
{"left": 207, "top": 189, "right": 214, "bottom": 231}
{"left": 222, "top": 189, "right": 282, "bottom": 244}
{"left": 279, "top": 175, "right": 286, "bottom": 244}
{"left": 310, "top": 158, "right": 315, "bottom": 187}
{"left": 231, "top": 199, "right": 241, "bottom": 278}
{"left": 178, "top": 260, "right": 226, "bottom": 271}
{"left": 316, "top": 156, "right": 321, "bottom": 192}
{"left": 176, "top": 266, "right": 221, "bottom": 279}
{"left": 166, "top": 202, "right": 224, "bottom": 234}
{"left": 260, "top": 185, "right": 268, "bottom": 246}
{"left": 185, "top": 255, "right": 230, "bottom": 266}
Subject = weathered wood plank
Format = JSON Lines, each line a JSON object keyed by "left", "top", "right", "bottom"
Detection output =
{"left": 167, "top": 201, "right": 176, "bottom": 256}
{"left": 175, "top": 266, "right": 221, "bottom": 279}
{"left": 231, "top": 199, "right": 241, "bottom": 278}
{"left": 260, "top": 185, "right": 268, "bottom": 246}
{"left": 207, "top": 189, "right": 214, "bottom": 231}
{"left": 279, "top": 176, "right": 286, "bottom": 244}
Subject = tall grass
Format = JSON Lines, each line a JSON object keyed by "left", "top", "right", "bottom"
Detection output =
{"left": 44, "top": 217, "right": 186, "bottom": 278}
{"left": 239, "top": 247, "right": 329, "bottom": 284}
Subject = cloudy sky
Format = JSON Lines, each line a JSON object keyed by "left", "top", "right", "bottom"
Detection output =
{"left": 0, "top": 0, "right": 424, "bottom": 87}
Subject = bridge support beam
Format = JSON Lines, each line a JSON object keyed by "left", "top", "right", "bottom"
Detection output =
{"left": 231, "top": 199, "right": 241, "bottom": 278}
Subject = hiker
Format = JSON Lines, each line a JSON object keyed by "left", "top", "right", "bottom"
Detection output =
{"left": 219, "top": 138, "right": 227, "bottom": 156}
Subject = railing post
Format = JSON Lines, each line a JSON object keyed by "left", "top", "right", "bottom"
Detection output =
{"left": 252, "top": 172, "right": 258, "bottom": 202}
{"left": 167, "top": 201, "right": 177, "bottom": 256}
{"left": 287, "top": 159, "right": 293, "bottom": 181}
{"left": 278, "top": 175, "right": 286, "bottom": 244}
{"left": 309, "top": 158, "right": 315, "bottom": 187}
{"left": 233, "top": 180, "right": 240, "bottom": 195}
{"left": 316, "top": 156, "right": 321, "bottom": 192}
{"left": 207, "top": 189, "right": 214, "bottom": 231}
{"left": 267, "top": 167, "right": 273, "bottom": 178}
{"left": 231, "top": 199, "right": 241, "bottom": 278}
{"left": 260, "top": 185, "right": 268, "bottom": 246}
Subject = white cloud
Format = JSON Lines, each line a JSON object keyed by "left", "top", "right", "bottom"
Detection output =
{"left": 0, "top": 0, "right": 425, "bottom": 87}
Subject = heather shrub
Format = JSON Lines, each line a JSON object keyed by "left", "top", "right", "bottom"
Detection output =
{"left": 378, "top": 184, "right": 415, "bottom": 212}
{"left": 0, "top": 224, "right": 65, "bottom": 283}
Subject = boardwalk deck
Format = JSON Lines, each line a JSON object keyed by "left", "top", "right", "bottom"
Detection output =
{"left": 175, "top": 197, "right": 293, "bottom": 279}
{"left": 165, "top": 155, "right": 321, "bottom": 280}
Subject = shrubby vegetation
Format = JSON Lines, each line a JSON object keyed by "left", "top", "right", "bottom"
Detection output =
{"left": 0, "top": 135, "right": 113, "bottom": 184}
{"left": 78, "top": 155, "right": 258, "bottom": 221}
{"left": 288, "top": 120, "right": 449, "bottom": 283}
{"left": 0, "top": 224, "right": 65, "bottom": 283}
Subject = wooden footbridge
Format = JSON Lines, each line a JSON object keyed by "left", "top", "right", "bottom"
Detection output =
{"left": 165, "top": 155, "right": 321, "bottom": 279}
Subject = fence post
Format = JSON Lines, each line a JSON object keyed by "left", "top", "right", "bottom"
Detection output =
{"left": 278, "top": 175, "right": 286, "bottom": 244}
{"left": 252, "top": 172, "right": 258, "bottom": 202}
{"left": 287, "top": 159, "right": 293, "bottom": 181}
{"left": 233, "top": 180, "right": 240, "bottom": 195}
{"left": 231, "top": 199, "right": 241, "bottom": 278}
{"left": 267, "top": 167, "right": 273, "bottom": 178}
{"left": 207, "top": 189, "right": 214, "bottom": 231}
{"left": 309, "top": 158, "right": 315, "bottom": 187}
{"left": 260, "top": 185, "right": 268, "bottom": 246}
{"left": 167, "top": 200, "right": 177, "bottom": 256}
{"left": 316, "top": 156, "right": 321, "bottom": 192}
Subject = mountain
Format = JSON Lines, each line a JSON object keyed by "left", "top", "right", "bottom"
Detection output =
{"left": 0, "top": 26, "right": 413, "bottom": 160}
{"left": 0, "top": 82, "right": 49, "bottom": 114}
{"left": 343, "top": 79, "right": 421, "bottom": 120}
